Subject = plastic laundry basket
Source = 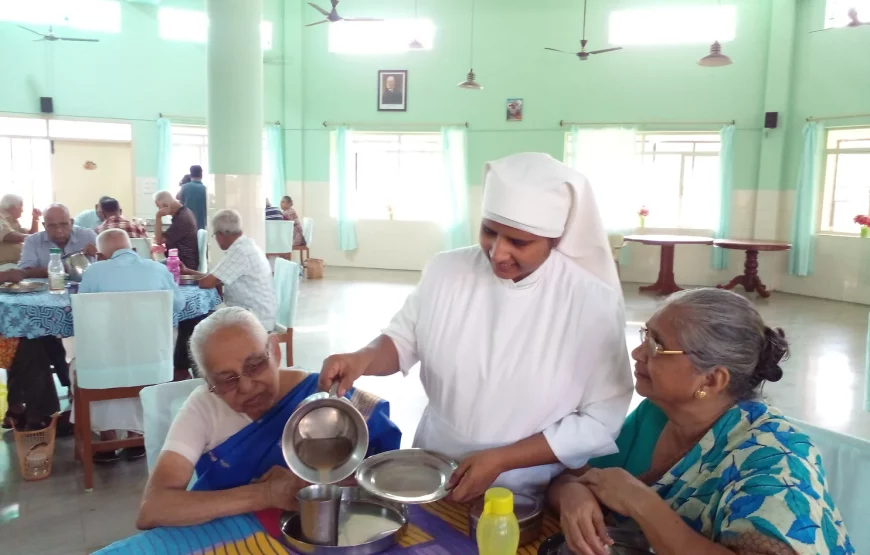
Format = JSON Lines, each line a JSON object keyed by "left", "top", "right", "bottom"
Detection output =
{"left": 13, "top": 414, "right": 59, "bottom": 481}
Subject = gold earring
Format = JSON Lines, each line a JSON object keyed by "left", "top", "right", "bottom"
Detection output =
{"left": 694, "top": 390, "right": 707, "bottom": 400}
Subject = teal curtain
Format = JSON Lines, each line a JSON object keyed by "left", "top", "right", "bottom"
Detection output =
{"left": 441, "top": 126, "right": 471, "bottom": 250}
{"left": 712, "top": 124, "right": 736, "bottom": 270}
{"left": 156, "top": 117, "right": 172, "bottom": 191}
{"left": 265, "top": 123, "right": 285, "bottom": 204}
{"left": 335, "top": 126, "right": 357, "bottom": 251}
{"left": 789, "top": 122, "right": 823, "bottom": 276}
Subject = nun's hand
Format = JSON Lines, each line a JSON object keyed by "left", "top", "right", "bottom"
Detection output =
{"left": 319, "top": 353, "right": 365, "bottom": 396}
{"left": 446, "top": 448, "right": 505, "bottom": 504}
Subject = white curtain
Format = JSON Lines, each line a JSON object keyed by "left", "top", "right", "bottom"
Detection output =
{"left": 568, "top": 126, "right": 639, "bottom": 233}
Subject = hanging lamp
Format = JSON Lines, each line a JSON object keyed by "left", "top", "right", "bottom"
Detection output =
{"left": 458, "top": 0, "right": 482, "bottom": 89}
{"left": 408, "top": 0, "right": 424, "bottom": 49}
{"left": 698, "top": 41, "right": 733, "bottom": 67}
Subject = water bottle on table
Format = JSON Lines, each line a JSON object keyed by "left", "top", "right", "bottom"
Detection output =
{"left": 166, "top": 248, "right": 181, "bottom": 284}
{"left": 48, "top": 248, "right": 65, "bottom": 294}
{"left": 476, "top": 487, "right": 520, "bottom": 555}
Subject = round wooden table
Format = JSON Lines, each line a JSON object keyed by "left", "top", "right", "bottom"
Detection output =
{"left": 714, "top": 239, "right": 792, "bottom": 298}
{"left": 624, "top": 235, "right": 714, "bottom": 295}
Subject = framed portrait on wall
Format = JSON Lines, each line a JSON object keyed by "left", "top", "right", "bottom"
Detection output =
{"left": 506, "top": 98, "right": 523, "bottom": 121}
{"left": 378, "top": 70, "right": 408, "bottom": 111}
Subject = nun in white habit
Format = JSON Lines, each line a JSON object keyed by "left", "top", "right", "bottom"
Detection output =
{"left": 320, "top": 152, "right": 633, "bottom": 500}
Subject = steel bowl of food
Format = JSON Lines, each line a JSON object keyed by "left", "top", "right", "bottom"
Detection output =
{"left": 538, "top": 530, "right": 653, "bottom": 555}
{"left": 62, "top": 252, "right": 90, "bottom": 282}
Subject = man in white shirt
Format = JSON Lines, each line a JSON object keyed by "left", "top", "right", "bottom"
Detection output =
{"left": 183, "top": 209, "right": 276, "bottom": 331}
{"left": 320, "top": 152, "right": 633, "bottom": 501}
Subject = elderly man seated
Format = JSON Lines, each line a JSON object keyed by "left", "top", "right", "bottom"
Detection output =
{"left": 0, "top": 194, "right": 40, "bottom": 266}
{"left": 95, "top": 307, "right": 400, "bottom": 553}
{"left": 95, "top": 198, "right": 147, "bottom": 239}
{"left": 153, "top": 190, "right": 199, "bottom": 271}
{"left": 18, "top": 203, "right": 98, "bottom": 391}
{"left": 75, "top": 229, "right": 185, "bottom": 462}
{"left": 182, "top": 209, "right": 277, "bottom": 331}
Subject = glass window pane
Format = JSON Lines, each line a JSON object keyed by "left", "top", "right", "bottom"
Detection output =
{"left": 0, "top": 117, "right": 48, "bottom": 137}
{"left": 639, "top": 154, "right": 682, "bottom": 227}
{"left": 329, "top": 19, "right": 436, "bottom": 54}
{"left": 609, "top": 5, "right": 735, "bottom": 45}
{"left": 0, "top": 0, "right": 121, "bottom": 33}
{"left": 681, "top": 156, "right": 720, "bottom": 229}
{"left": 158, "top": 7, "right": 272, "bottom": 50}
{"left": 829, "top": 153, "right": 870, "bottom": 233}
{"left": 48, "top": 120, "right": 131, "bottom": 141}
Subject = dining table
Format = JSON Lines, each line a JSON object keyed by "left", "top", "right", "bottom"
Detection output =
{"left": 0, "top": 279, "right": 221, "bottom": 339}
{"left": 624, "top": 234, "right": 714, "bottom": 295}
{"left": 714, "top": 239, "right": 792, "bottom": 299}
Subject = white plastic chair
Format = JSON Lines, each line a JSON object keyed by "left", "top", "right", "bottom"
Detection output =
{"left": 265, "top": 220, "right": 295, "bottom": 260}
{"left": 302, "top": 217, "right": 314, "bottom": 247}
{"left": 71, "top": 290, "right": 174, "bottom": 491}
{"left": 129, "top": 237, "right": 153, "bottom": 260}
{"left": 273, "top": 257, "right": 300, "bottom": 368}
{"left": 139, "top": 378, "right": 205, "bottom": 473}
{"left": 197, "top": 229, "right": 208, "bottom": 273}
{"left": 792, "top": 419, "right": 870, "bottom": 554}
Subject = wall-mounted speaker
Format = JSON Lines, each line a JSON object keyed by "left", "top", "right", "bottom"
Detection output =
{"left": 40, "top": 97, "right": 54, "bottom": 114}
{"left": 764, "top": 111, "right": 778, "bottom": 129}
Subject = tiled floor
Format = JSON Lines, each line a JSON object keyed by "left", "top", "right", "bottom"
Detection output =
{"left": 1, "top": 267, "right": 869, "bottom": 553}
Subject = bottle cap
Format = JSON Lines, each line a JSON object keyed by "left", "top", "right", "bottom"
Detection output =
{"left": 482, "top": 487, "right": 514, "bottom": 516}
{"left": 168, "top": 248, "right": 179, "bottom": 257}
{"left": 50, "top": 248, "right": 61, "bottom": 254}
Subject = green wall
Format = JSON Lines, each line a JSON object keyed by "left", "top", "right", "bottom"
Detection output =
{"left": 0, "top": 0, "right": 868, "bottom": 197}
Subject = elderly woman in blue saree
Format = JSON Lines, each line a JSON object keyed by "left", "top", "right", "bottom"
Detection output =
{"left": 548, "top": 288, "right": 853, "bottom": 555}
{"left": 98, "top": 307, "right": 401, "bottom": 554}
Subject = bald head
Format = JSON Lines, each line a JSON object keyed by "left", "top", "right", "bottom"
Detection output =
{"left": 44, "top": 204, "right": 70, "bottom": 223}
{"left": 96, "top": 229, "right": 131, "bottom": 258}
{"left": 42, "top": 204, "right": 73, "bottom": 244}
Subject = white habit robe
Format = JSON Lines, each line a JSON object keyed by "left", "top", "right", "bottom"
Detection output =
{"left": 384, "top": 245, "right": 633, "bottom": 496}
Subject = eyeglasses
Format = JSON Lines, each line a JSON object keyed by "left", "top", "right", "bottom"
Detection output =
{"left": 208, "top": 346, "right": 272, "bottom": 394}
{"left": 639, "top": 327, "right": 693, "bottom": 358}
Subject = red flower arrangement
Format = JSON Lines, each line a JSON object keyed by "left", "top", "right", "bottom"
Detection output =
{"left": 854, "top": 215, "right": 870, "bottom": 227}
{"left": 638, "top": 206, "right": 650, "bottom": 218}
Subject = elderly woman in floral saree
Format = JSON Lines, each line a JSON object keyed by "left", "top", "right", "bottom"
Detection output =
{"left": 97, "top": 307, "right": 401, "bottom": 554}
{"left": 548, "top": 288, "right": 853, "bottom": 555}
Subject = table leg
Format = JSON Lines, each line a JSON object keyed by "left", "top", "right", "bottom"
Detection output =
{"left": 639, "top": 245, "right": 682, "bottom": 295}
{"left": 717, "top": 250, "right": 772, "bottom": 298}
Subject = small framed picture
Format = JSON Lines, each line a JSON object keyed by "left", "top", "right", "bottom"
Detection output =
{"left": 378, "top": 70, "right": 408, "bottom": 112}
{"left": 506, "top": 98, "right": 523, "bottom": 122}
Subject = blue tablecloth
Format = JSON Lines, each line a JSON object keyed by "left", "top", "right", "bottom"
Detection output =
{"left": 0, "top": 282, "right": 221, "bottom": 339}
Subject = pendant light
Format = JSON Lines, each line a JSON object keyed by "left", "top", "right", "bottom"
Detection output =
{"left": 698, "top": 0, "right": 732, "bottom": 67}
{"left": 408, "top": 0, "right": 424, "bottom": 50}
{"left": 458, "top": 0, "right": 482, "bottom": 89}
{"left": 698, "top": 41, "right": 733, "bottom": 67}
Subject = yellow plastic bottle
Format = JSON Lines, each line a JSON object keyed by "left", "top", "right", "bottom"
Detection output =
{"left": 476, "top": 487, "right": 520, "bottom": 555}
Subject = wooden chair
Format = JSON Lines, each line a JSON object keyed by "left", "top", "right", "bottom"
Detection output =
{"left": 71, "top": 291, "right": 174, "bottom": 491}
{"left": 273, "top": 258, "right": 300, "bottom": 367}
{"left": 293, "top": 217, "right": 314, "bottom": 267}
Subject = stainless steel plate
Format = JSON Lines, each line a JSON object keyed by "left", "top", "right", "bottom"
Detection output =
{"left": 0, "top": 281, "right": 48, "bottom": 294}
{"left": 279, "top": 487, "right": 408, "bottom": 554}
{"left": 355, "top": 448, "right": 458, "bottom": 504}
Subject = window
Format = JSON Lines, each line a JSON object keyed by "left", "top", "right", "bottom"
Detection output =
{"left": 48, "top": 120, "right": 131, "bottom": 141}
{"left": 331, "top": 132, "right": 446, "bottom": 221}
{"left": 825, "top": 0, "right": 870, "bottom": 28}
{"left": 328, "top": 19, "right": 436, "bottom": 53}
{"left": 170, "top": 125, "right": 270, "bottom": 198}
{"left": 0, "top": 0, "right": 121, "bottom": 33}
{"left": 157, "top": 8, "right": 274, "bottom": 50}
{"left": 565, "top": 132, "right": 721, "bottom": 229}
{"left": 609, "top": 5, "right": 736, "bottom": 45}
{"left": 0, "top": 137, "right": 53, "bottom": 218}
{"left": 819, "top": 127, "right": 870, "bottom": 234}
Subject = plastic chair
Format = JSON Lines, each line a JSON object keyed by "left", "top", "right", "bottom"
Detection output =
{"left": 71, "top": 291, "right": 174, "bottom": 491}
{"left": 791, "top": 418, "right": 870, "bottom": 554}
{"left": 197, "top": 229, "right": 208, "bottom": 273}
{"left": 129, "top": 237, "right": 153, "bottom": 260}
{"left": 273, "top": 257, "right": 300, "bottom": 368}
{"left": 139, "top": 378, "right": 205, "bottom": 473}
{"left": 608, "top": 234, "right": 625, "bottom": 278}
{"left": 293, "top": 217, "right": 314, "bottom": 266}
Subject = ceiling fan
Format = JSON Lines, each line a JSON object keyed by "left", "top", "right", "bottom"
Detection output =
{"left": 545, "top": 0, "right": 622, "bottom": 61}
{"left": 811, "top": 8, "right": 869, "bottom": 32}
{"left": 19, "top": 25, "right": 99, "bottom": 42}
{"left": 306, "top": 0, "right": 382, "bottom": 27}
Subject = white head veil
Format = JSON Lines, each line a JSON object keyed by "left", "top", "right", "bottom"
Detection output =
{"left": 482, "top": 152, "right": 621, "bottom": 295}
